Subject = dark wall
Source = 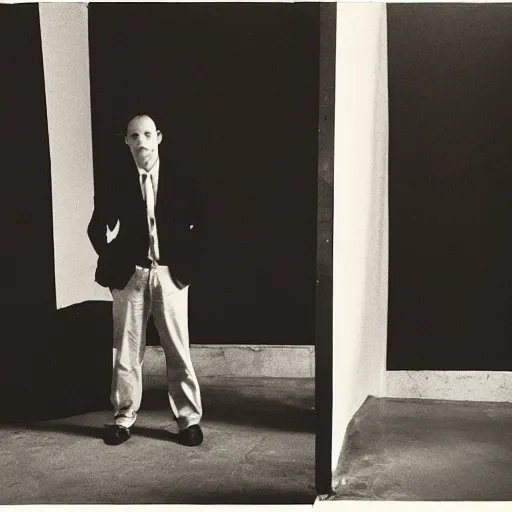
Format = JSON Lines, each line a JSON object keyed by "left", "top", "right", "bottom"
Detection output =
{"left": 0, "top": 5, "right": 55, "bottom": 314}
{"left": 0, "top": 5, "right": 111, "bottom": 421}
{"left": 387, "top": 4, "right": 512, "bottom": 370}
{"left": 88, "top": 3, "right": 320, "bottom": 345}
{"left": 0, "top": 4, "right": 55, "bottom": 417}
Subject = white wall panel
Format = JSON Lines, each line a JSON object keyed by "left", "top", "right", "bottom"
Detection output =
{"left": 39, "top": 3, "right": 111, "bottom": 308}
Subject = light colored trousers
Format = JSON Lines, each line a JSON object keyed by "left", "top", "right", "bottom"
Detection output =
{"left": 110, "top": 264, "right": 202, "bottom": 430}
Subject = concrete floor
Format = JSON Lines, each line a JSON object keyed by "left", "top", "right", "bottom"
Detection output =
{"left": 0, "top": 377, "right": 315, "bottom": 505}
{"left": 332, "top": 396, "right": 512, "bottom": 501}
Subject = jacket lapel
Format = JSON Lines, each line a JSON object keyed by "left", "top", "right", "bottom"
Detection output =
{"left": 155, "top": 159, "right": 171, "bottom": 219}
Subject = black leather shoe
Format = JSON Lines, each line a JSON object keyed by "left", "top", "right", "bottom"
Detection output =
{"left": 104, "top": 425, "right": 131, "bottom": 445}
{"left": 178, "top": 425, "right": 203, "bottom": 446}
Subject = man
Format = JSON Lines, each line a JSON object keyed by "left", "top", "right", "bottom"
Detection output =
{"left": 88, "top": 114, "right": 203, "bottom": 446}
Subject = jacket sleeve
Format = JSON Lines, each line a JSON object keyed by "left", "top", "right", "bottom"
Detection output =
{"left": 187, "top": 173, "right": 207, "bottom": 274}
{"left": 189, "top": 175, "right": 203, "bottom": 233}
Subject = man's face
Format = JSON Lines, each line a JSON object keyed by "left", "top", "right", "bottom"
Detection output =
{"left": 125, "top": 115, "right": 162, "bottom": 171}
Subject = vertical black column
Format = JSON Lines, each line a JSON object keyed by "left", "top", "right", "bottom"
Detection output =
{"left": 0, "top": 4, "right": 56, "bottom": 419}
{"left": 0, "top": 4, "right": 55, "bottom": 311}
{"left": 315, "top": 3, "right": 336, "bottom": 496}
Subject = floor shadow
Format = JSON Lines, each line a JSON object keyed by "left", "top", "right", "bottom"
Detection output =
{"left": 0, "top": 378, "right": 314, "bottom": 439}
{"left": 0, "top": 421, "right": 105, "bottom": 439}
{"left": 0, "top": 420, "right": 185, "bottom": 447}
{"left": 5, "top": 490, "right": 317, "bottom": 506}
{"left": 131, "top": 425, "right": 181, "bottom": 444}
{"left": 141, "top": 382, "right": 315, "bottom": 433}
{"left": 123, "top": 489, "right": 316, "bottom": 505}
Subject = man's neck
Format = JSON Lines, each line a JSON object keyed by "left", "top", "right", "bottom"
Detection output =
{"left": 138, "top": 157, "right": 159, "bottom": 173}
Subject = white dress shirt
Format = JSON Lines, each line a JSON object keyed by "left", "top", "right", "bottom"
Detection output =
{"left": 138, "top": 158, "right": 160, "bottom": 202}
{"left": 138, "top": 159, "right": 160, "bottom": 262}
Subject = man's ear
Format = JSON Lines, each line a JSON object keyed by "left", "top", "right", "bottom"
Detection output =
{"left": 157, "top": 130, "right": 163, "bottom": 144}
{"left": 124, "top": 136, "right": 129, "bottom": 145}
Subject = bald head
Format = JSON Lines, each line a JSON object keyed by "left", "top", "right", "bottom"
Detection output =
{"left": 125, "top": 114, "right": 162, "bottom": 171}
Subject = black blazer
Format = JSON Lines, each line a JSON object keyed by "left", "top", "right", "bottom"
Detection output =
{"left": 88, "top": 156, "right": 203, "bottom": 290}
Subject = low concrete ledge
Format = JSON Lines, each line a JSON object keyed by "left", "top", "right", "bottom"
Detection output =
{"left": 386, "top": 371, "right": 512, "bottom": 402}
{"left": 143, "top": 344, "right": 315, "bottom": 386}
